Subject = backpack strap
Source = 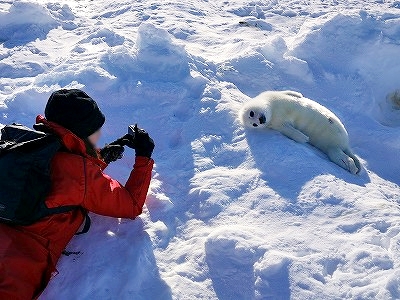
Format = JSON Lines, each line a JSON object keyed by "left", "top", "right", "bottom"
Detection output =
{"left": 74, "top": 157, "right": 91, "bottom": 235}
{"left": 0, "top": 140, "right": 17, "bottom": 156}
{"left": 75, "top": 210, "right": 91, "bottom": 235}
{"left": 40, "top": 205, "right": 91, "bottom": 234}
{"left": 45, "top": 205, "right": 78, "bottom": 215}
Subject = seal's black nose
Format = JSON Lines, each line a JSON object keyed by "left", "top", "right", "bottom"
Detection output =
{"left": 253, "top": 123, "right": 258, "bottom": 127}
{"left": 259, "top": 114, "right": 266, "bottom": 124}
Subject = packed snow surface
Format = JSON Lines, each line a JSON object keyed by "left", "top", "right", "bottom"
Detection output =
{"left": 1, "top": 0, "right": 400, "bottom": 299}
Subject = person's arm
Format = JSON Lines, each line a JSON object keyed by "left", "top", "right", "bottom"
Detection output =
{"left": 82, "top": 156, "right": 154, "bottom": 218}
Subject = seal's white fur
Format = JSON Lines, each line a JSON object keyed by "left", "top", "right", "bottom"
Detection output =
{"left": 240, "top": 91, "right": 361, "bottom": 174}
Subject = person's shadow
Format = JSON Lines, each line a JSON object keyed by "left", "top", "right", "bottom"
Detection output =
{"left": 39, "top": 216, "right": 172, "bottom": 300}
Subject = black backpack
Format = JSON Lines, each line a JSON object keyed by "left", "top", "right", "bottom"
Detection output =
{"left": 0, "top": 123, "right": 90, "bottom": 232}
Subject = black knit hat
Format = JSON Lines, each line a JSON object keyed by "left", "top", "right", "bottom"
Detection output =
{"left": 45, "top": 89, "right": 105, "bottom": 138}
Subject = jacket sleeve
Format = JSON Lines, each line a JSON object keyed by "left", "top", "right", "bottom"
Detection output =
{"left": 82, "top": 156, "right": 154, "bottom": 218}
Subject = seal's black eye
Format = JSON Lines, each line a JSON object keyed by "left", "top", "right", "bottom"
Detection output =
{"left": 253, "top": 123, "right": 258, "bottom": 127}
{"left": 250, "top": 111, "right": 255, "bottom": 117}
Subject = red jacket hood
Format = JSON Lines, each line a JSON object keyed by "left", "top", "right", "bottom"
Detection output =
{"left": 36, "top": 115, "right": 107, "bottom": 169}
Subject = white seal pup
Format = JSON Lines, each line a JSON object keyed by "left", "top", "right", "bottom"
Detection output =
{"left": 240, "top": 91, "right": 361, "bottom": 174}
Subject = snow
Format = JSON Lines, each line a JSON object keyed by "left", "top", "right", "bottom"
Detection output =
{"left": 1, "top": 0, "right": 400, "bottom": 299}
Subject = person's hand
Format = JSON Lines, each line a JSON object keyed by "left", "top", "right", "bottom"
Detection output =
{"left": 100, "top": 144, "right": 124, "bottom": 164}
{"left": 132, "top": 125, "right": 154, "bottom": 158}
{"left": 108, "top": 134, "right": 136, "bottom": 149}
{"left": 106, "top": 125, "right": 155, "bottom": 158}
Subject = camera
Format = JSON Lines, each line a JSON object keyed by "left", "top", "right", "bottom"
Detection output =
{"left": 128, "top": 124, "right": 137, "bottom": 138}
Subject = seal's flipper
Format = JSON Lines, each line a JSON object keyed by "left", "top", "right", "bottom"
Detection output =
{"left": 344, "top": 149, "right": 361, "bottom": 174}
{"left": 279, "top": 123, "right": 309, "bottom": 143}
{"left": 327, "top": 148, "right": 359, "bottom": 174}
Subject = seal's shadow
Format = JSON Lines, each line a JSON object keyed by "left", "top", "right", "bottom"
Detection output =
{"left": 244, "top": 129, "right": 371, "bottom": 202}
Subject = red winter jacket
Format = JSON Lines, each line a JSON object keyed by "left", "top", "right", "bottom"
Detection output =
{"left": 0, "top": 116, "right": 154, "bottom": 300}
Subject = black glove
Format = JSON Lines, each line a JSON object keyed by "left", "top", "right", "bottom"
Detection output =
{"left": 105, "top": 125, "right": 155, "bottom": 158}
{"left": 108, "top": 134, "right": 136, "bottom": 149}
{"left": 100, "top": 144, "right": 124, "bottom": 164}
{"left": 132, "top": 125, "right": 155, "bottom": 158}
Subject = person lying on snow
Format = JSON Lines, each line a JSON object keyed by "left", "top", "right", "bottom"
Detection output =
{"left": 0, "top": 89, "right": 155, "bottom": 299}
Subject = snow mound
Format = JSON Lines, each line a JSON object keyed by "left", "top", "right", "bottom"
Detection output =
{"left": 292, "top": 11, "right": 400, "bottom": 112}
{"left": 239, "top": 17, "right": 272, "bottom": 31}
{"left": 102, "top": 23, "right": 190, "bottom": 83}
{"left": 0, "top": 1, "right": 69, "bottom": 47}
{"left": 254, "top": 252, "right": 292, "bottom": 299}
{"left": 229, "top": 4, "right": 266, "bottom": 19}
{"left": 46, "top": 3, "right": 76, "bottom": 30}
{"left": 205, "top": 227, "right": 266, "bottom": 300}
{"left": 0, "top": 60, "right": 45, "bottom": 78}
{"left": 79, "top": 28, "right": 125, "bottom": 47}
{"left": 259, "top": 36, "right": 313, "bottom": 83}
{"left": 4, "top": 86, "right": 53, "bottom": 116}
{"left": 377, "top": 90, "right": 400, "bottom": 126}
{"left": 292, "top": 12, "right": 382, "bottom": 74}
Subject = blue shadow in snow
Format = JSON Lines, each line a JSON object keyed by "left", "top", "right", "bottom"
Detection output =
{"left": 244, "top": 129, "right": 371, "bottom": 206}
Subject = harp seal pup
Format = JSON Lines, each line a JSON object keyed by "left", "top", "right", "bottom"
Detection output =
{"left": 240, "top": 90, "right": 361, "bottom": 174}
